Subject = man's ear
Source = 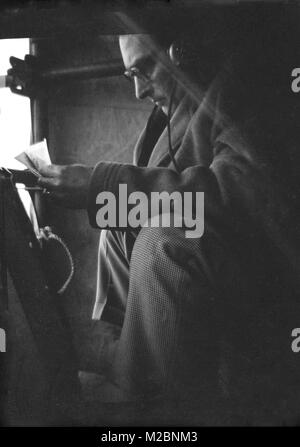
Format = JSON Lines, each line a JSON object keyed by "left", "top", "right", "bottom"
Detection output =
{"left": 168, "top": 40, "right": 185, "bottom": 66}
{"left": 168, "top": 39, "right": 198, "bottom": 66}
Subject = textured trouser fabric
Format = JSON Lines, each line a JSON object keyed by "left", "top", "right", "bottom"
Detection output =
{"left": 94, "top": 215, "right": 246, "bottom": 410}
{"left": 91, "top": 217, "right": 300, "bottom": 423}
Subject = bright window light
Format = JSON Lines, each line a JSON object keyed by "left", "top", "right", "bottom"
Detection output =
{"left": 0, "top": 38, "right": 39, "bottom": 230}
{"left": 0, "top": 38, "right": 31, "bottom": 168}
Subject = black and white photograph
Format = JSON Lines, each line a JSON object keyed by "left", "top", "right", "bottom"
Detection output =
{"left": 1, "top": 0, "right": 300, "bottom": 429}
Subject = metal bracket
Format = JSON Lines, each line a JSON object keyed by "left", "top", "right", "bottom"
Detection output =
{"left": 6, "top": 54, "right": 42, "bottom": 98}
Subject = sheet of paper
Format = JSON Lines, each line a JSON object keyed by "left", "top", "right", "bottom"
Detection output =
{"left": 15, "top": 139, "right": 51, "bottom": 176}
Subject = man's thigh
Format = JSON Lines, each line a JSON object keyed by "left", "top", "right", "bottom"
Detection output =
{"left": 112, "top": 215, "right": 242, "bottom": 403}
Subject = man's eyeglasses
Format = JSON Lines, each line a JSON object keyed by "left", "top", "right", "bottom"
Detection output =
{"left": 123, "top": 67, "right": 151, "bottom": 84}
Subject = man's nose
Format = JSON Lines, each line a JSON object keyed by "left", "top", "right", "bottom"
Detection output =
{"left": 134, "top": 77, "right": 151, "bottom": 100}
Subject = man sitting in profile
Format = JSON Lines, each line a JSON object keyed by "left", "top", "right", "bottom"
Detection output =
{"left": 38, "top": 9, "right": 300, "bottom": 424}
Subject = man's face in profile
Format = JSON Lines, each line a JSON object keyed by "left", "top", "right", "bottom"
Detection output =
{"left": 119, "top": 34, "right": 183, "bottom": 115}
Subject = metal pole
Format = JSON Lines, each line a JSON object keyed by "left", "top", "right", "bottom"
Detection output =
{"left": 40, "top": 59, "right": 124, "bottom": 82}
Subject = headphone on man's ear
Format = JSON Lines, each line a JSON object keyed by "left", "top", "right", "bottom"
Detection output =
{"left": 168, "top": 37, "right": 222, "bottom": 86}
{"left": 168, "top": 40, "right": 185, "bottom": 66}
{"left": 168, "top": 39, "right": 202, "bottom": 67}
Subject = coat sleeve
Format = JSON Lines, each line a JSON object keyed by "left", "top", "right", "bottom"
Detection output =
{"left": 86, "top": 137, "right": 299, "bottom": 281}
{"left": 86, "top": 144, "right": 257, "bottom": 232}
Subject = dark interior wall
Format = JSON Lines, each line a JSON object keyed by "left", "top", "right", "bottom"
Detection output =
{"left": 34, "top": 34, "right": 152, "bottom": 347}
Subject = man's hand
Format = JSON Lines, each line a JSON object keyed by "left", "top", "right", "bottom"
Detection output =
{"left": 37, "top": 164, "right": 93, "bottom": 209}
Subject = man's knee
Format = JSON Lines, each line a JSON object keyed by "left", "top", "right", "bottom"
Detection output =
{"left": 130, "top": 214, "right": 204, "bottom": 284}
{"left": 134, "top": 214, "right": 188, "bottom": 258}
{"left": 130, "top": 212, "right": 240, "bottom": 294}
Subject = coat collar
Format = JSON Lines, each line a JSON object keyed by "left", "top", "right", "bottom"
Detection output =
{"left": 147, "top": 93, "right": 198, "bottom": 167}
{"left": 135, "top": 72, "right": 238, "bottom": 171}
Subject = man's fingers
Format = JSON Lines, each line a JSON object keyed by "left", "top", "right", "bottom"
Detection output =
{"left": 36, "top": 164, "right": 90, "bottom": 209}
{"left": 37, "top": 176, "right": 58, "bottom": 190}
{"left": 38, "top": 164, "right": 62, "bottom": 177}
{"left": 37, "top": 164, "right": 65, "bottom": 189}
